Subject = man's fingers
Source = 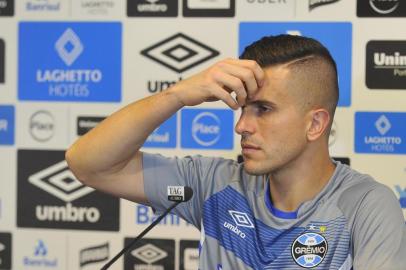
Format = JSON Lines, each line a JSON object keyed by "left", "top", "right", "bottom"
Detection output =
{"left": 216, "top": 62, "right": 259, "bottom": 96}
{"left": 224, "top": 59, "right": 265, "bottom": 88}
{"left": 213, "top": 72, "right": 247, "bottom": 106}
{"left": 211, "top": 85, "right": 239, "bottom": 110}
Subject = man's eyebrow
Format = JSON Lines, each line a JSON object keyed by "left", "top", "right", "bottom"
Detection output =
{"left": 245, "top": 99, "right": 276, "bottom": 107}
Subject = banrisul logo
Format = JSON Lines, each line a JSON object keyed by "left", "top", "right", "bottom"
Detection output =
{"left": 0, "top": 105, "right": 14, "bottom": 145}
{"left": 291, "top": 233, "right": 328, "bottom": 268}
{"left": 23, "top": 240, "right": 57, "bottom": 268}
{"left": 366, "top": 41, "right": 406, "bottom": 89}
{"left": 239, "top": 22, "right": 352, "bottom": 107}
{"left": 127, "top": 0, "right": 178, "bottom": 17}
{"left": 18, "top": 22, "right": 122, "bottom": 102}
{"left": 124, "top": 238, "right": 175, "bottom": 270}
{"left": 0, "top": 232, "right": 12, "bottom": 270}
{"left": 143, "top": 113, "right": 176, "bottom": 148}
{"left": 0, "top": 39, "right": 4, "bottom": 83}
{"left": 355, "top": 112, "right": 406, "bottom": 154}
{"left": 0, "top": 0, "right": 14, "bottom": 16}
{"left": 357, "top": 0, "right": 406, "bottom": 17}
{"left": 181, "top": 109, "right": 233, "bottom": 149}
{"left": 17, "top": 150, "right": 119, "bottom": 231}
{"left": 183, "top": 0, "right": 235, "bottom": 17}
{"left": 24, "top": 0, "right": 61, "bottom": 12}
{"left": 79, "top": 242, "right": 109, "bottom": 268}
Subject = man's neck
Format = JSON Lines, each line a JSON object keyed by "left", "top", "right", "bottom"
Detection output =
{"left": 268, "top": 148, "right": 336, "bottom": 213}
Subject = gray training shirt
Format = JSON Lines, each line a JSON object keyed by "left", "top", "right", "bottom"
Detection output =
{"left": 143, "top": 153, "right": 406, "bottom": 270}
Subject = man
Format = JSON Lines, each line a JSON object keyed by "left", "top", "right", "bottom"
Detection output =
{"left": 66, "top": 35, "right": 405, "bottom": 269}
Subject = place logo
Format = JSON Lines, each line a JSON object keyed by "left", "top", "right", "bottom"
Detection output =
{"left": 181, "top": 109, "right": 233, "bottom": 149}
{"left": 0, "top": 105, "right": 14, "bottom": 145}
{"left": 239, "top": 22, "right": 352, "bottom": 107}
{"left": 77, "top": 116, "right": 105, "bottom": 135}
{"left": 183, "top": 0, "right": 235, "bottom": 17}
{"left": 78, "top": 0, "right": 116, "bottom": 15}
{"left": 18, "top": 22, "right": 122, "bottom": 102}
{"left": 79, "top": 242, "right": 109, "bottom": 268}
{"left": 17, "top": 150, "right": 119, "bottom": 231}
{"left": 127, "top": 0, "right": 178, "bottom": 17}
{"left": 124, "top": 238, "right": 175, "bottom": 270}
{"left": 395, "top": 185, "right": 406, "bottom": 209}
{"left": 143, "top": 113, "right": 176, "bottom": 148}
{"left": 366, "top": 40, "right": 406, "bottom": 89}
{"left": 357, "top": 0, "right": 406, "bottom": 17}
{"left": 309, "top": 0, "right": 340, "bottom": 11}
{"left": 0, "top": 0, "right": 14, "bottom": 16}
{"left": 29, "top": 111, "right": 55, "bottom": 142}
{"left": 0, "top": 39, "right": 4, "bottom": 82}
{"left": 0, "top": 232, "right": 11, "bottom": 270}
{"left": 355, "top": 112, "right": 406, "bottom": 154}
{"left": 141, "top": 33, "right": 219, "bottom": 74}
{"left": 23, "top": 0, "right": 61, "bottom": 12}
{"left": 291, "top": 233, "right": 328, "bottom": 268}
{"left": 23, "top": 239, "right": 58, "bottom": 268}
{"left": 179, "top": 240, "right": 199, "bottom": 270}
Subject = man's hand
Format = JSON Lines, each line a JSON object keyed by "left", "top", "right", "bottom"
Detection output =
{"left": 169, "top": 58, "right": 265, "bottom": 110}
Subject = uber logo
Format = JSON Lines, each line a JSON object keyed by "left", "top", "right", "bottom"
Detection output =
{"left": 0, "top": 232, "right": 11, "bottom": 270}
{"left": 0, "top": 0, "right": 14, "bottom": 16}
{"left": 0, "top": 39, "right": 4, "bottom": 83}
{"left": 183, "top": 0, "right": 235, "bottom": 17}
{"left": 181, "top": 109, "right": 234, "bottom": 149}
{"left": 127, "top": 0, "right": 178, "bottom": 17}
{"left": 124, "top": 238, "right": 175, "bottom": 270}
{"left": 141, "top": 33, "right": 219, "bottom": 74}
{"left": 357, "top": 0, "right": 406, "bottom": 17}
{"left": 366, "top": 40, "right": 406, "bottom": 89}
{"left": 179, "top": 240, "right": 199, "bottom": 270}
{"left": 17, "top": 150, "right": 119, "bottom": 231}
{"left": 0, "top": 105, "right": 14, "bottom": 145}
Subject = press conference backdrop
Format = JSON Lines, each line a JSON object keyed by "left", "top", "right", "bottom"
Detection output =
{"left": 0, "top": 0, "right": 405, "bottom": 269}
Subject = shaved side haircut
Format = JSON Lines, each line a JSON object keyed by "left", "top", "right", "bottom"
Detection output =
{"left": 240, "top": 34, "right": 339, "bottom": 127}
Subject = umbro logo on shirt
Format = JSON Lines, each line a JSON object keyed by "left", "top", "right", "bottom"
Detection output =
{"left": 223, "top": 210, "right": 254, "bottom": 239}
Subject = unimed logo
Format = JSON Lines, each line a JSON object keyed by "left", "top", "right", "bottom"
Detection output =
{"left": 366, "top": 40, "right": 406, "bottom": 89}
{"left": 0, "top": 233, "right": 11, "bottom": 270}
{"left": 124, "top": 238, "right": 174, "bottom": 270}
{"left": 0, "top": 0, "right": 14, "bottom": 16}
{"left": 17, "top": 150, "right": 119, "bottom": 231}
{"left": 79, "top": 242, "right": 109, "bottom": 267}
{"left": 355, "top": 112, "right": 406, "bottom": 154}
{"left": 127, "top": 0, "right": 178, "bottom": 17}
{"left": 77, "top": 116, "right": 106, "bottom": 135}
{"left": 18, "top": 22, "right": 122, "bottom": 102}
{"left": 181, "top": 109, "right": 234, "bottom": 149}
{"left": 183, "top": 0, "right": 235, "bottom": 17}
{"left": 309, "top": 0, "right": 340, "bottom": 11}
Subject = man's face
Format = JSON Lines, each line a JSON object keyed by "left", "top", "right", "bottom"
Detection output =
{"left": 235, "top": 65, "right": 310, "bottom": 175}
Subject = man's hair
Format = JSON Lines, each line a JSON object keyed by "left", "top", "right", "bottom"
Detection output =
{"left": 240, "top": 34, "right": 339, "bottom": 121}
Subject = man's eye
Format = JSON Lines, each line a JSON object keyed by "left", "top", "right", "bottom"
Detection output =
{"left": 258, "top": 105, "right": 271, "bottom": 113}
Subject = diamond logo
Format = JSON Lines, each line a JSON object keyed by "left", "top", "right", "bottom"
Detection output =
{"left": 55, "top": 28, "right": 84, "bottom": 66}
{"left": 28, "top": 160, "right": 94, "bottom": 202}
{"left": 228, "top": 210, "right": 254, "bottom": 228}
{"left": 375, "top": 115, "right": 391, "bottom": 135}
{"left": 131, "top": 243, "right": 168, "bottom": 264}
{"left": 141, "top": 33, "right": 219, "bottom": 73}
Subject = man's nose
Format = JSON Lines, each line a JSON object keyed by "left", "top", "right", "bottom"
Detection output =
{"left": 235, "top": 112, "right": 254, "bottom": 135}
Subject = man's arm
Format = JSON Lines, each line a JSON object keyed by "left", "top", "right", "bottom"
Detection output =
{"left": 65, "top": 59, "right": 265, "bottom": 204}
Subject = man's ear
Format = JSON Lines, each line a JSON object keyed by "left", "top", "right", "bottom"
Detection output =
{"left": 307, "top": 109, "right": 330, "bottom": 142}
